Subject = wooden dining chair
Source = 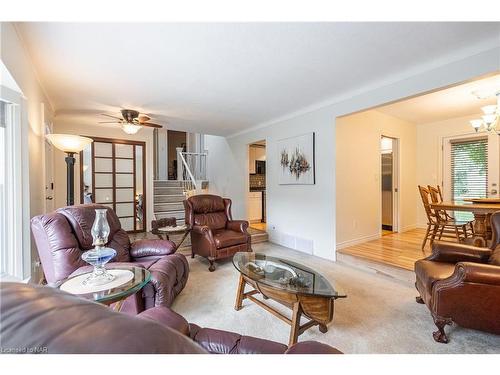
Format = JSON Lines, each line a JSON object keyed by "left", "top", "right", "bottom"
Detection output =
{"left": 427, "top": 185, "right": 474, "bottom": 237}
{"left": 418, "top": 185, "right": 469, "bottom": 251}
{"left": 427, "top": 185, "right": 452, "bottom": 220}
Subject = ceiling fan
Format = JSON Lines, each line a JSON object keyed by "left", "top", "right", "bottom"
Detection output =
{"left": 99, "top": 109, "right": 164, "bottom": 134}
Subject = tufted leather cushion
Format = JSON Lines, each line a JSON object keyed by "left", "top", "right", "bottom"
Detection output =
{"left": 189, "top": 195, "right": 225, "bottom": 213}
{"left": 57, "top": 204, "right": 130, "bottom": 262}
{"left": 188, "top": 195, "right": 228, "bottom": 230}
{"left": 213, "top": 229, "right": 248, "bottom": 249}
{"left": 194, "top": 212, "right": 228, "bottom": 230}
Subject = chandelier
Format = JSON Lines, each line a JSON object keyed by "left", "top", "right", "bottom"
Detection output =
{"left": 470, "top": 90, "right": 500, "bottom": 133}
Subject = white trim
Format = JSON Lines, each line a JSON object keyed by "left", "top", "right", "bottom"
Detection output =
{"left": 0, "top": 85, "right": 31, "bottom": 281}
{"left": 379, "top": 133, "right": 401, "bottom": 234}
{"left": 336, "top": 223, "right": 418, "bottom": 251}
{"left": 442, "top": 132, "right": 495, "bottom": 201}
{"left": 336, "top": 233, "right": 381, "bottom": 250}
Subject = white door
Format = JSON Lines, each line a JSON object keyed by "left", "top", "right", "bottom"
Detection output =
{"left": 442, "top": 133, "right": 498, "bottom": 201}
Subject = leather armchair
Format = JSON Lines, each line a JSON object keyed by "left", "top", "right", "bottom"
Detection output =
{"left": 414, "top": 211, "right": 500, "bottom": 343}
{"left": 184, "top": 194, "right": 251, "bottom": 271}
{"left": 0, "top": 282, "right": 343, "bottom": 354}
{"left": 31, "top": 204, "right": 189, "bottom": 313}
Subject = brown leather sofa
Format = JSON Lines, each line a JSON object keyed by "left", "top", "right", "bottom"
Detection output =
{"left": 0, "top": 282, "right": 342, "bottom": 354}
{"left": 414, "top": 211, "right": 500, "bottom": 343}
{"left": 184, "top": 194, "right": 251, "bottom": 271}
{"left": 31, "top": 204, "right": 189, "bottom": 313}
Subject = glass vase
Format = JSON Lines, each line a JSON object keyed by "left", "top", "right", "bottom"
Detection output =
{"left": 81, "top": 208, "right": 117, "bottom": 286}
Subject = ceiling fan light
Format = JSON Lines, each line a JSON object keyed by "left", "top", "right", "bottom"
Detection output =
{"left": 122, "top": 123, "right": 142, "bottom": 134}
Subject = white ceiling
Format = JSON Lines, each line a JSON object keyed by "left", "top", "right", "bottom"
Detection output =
{"left": 15, "top": 22, "right": 500, "bottom": 135}
{"left": 376, "top": 73, "right": 500, "bottom": 124}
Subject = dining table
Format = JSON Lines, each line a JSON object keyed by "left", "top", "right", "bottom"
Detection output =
{"left": 430, "top": 200, "right": 500, "bottom": 247}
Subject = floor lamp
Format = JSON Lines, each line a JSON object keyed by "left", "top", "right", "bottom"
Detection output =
{"left": 45, "top": 134, "right": 93, "bottom": 206}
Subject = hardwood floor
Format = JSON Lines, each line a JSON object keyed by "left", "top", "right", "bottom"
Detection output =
{"left": 337, "top": 229, "right": 432, "bottom": 271}
{"left": 250, "top": 222, "right": 266, "bottom": 231}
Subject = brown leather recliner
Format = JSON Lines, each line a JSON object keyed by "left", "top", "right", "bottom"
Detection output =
{"left": 31, "top": 204, "right": 189, "bottom": 313}
{"left": 184, "top": 194, "right": 251, "bottom": 271}
{"left": 414, "top": 211, "right": 500, "bottom": 343}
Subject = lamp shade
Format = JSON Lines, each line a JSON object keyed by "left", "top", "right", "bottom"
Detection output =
{"left": 46, "top": 134, "right": 93, "bottom": 153}
{"left": 481, "top": 105, "right": 497, "bottom": 115}
{"left": 122, "top": 123, "right": 142, "bottom": 135}
{"left": 470, "top": 119, "right": 483, "bottom": 131}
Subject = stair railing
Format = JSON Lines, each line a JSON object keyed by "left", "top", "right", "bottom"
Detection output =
{"left": 176, "top": 148, "right": 207, "bottom": 193}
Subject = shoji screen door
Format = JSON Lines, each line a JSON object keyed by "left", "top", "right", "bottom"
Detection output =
{"left": 80, "top": 137, "right": 146, "bottom": 232}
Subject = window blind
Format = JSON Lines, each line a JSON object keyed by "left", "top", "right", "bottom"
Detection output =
{"left": 451, "top": 137, "right": 488, "bottom": 201}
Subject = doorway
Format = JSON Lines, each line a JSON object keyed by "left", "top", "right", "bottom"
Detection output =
{"left": 80, "top": 137, "right": 146, "bottom": 233}
{"left": 381, "top": 136, "right": 399, "bottom": 235}
{"left": 167, "top": 130, "right": 186, "bottom": 180}
{"left": 248, "top": 140, "right": 266, "bottom": 232}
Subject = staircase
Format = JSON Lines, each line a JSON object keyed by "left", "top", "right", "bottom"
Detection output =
{"left": 154, "top": 180, "right": 187, "bottom": 225}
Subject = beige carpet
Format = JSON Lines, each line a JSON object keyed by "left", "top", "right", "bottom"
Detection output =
{"left": 171, "top": 242, "right": 500, "bottom": 354}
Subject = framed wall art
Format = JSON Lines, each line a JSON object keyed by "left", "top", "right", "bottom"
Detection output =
{"left": 277, "top": 132, "right": 315, "bottom": 185}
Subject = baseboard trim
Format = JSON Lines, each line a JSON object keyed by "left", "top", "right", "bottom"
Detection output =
{"left": 336, "top": 233, "right": 380, "bottom": 250}
{"left": 336, "top": 252, "right": 415, "bottom": 284}
{"left": 400, "top": 224, "right": 417, "bottom": 233}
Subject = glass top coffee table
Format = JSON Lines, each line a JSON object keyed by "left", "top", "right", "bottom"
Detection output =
{"left": 232, "top": 252, "right": 347, "bottom": 346}
{"left": 59, "top": 265, "right": 151, "bottom": 311}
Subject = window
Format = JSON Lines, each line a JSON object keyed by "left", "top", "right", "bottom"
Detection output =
{"left": 450, "top": 137, "right": 488, "bottom": 202}
{"left": 0, "top": 94, "right": 27, "bottom": 281}
{"left": 0, "top": 101, "right": 6, "bottom": 276}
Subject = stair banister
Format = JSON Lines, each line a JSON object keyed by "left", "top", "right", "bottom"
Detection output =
{"left": 177, "top": 147, "right": 198, "bottom": 190}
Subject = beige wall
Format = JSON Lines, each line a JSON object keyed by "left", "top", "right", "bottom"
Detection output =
{"left": 1, "top": 23, "right": 54, "bottom": 218}
{"left": 1, "top": 22, "right": 55, "bottom": 280}
{"left": 336, "top": 110, "right": 417, "bottom": 248}
{"left": 415, "top": 114, "right": 493, "bottom": 226}
{"left": 53, "top": 114, "right": 155, "bottom": 230}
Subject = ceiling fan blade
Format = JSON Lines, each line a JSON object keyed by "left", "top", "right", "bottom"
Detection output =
{"left": 101, "top": 113, "right": 124, "bottom": 121}
{"left": 138, "top": 115, "right": 151, "bottom": 123}
{"left": 141, "top": 122, "right": 163, "bottom": 129}
{"left": 98, "top": 121, "right": 122, "bottom": 124}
